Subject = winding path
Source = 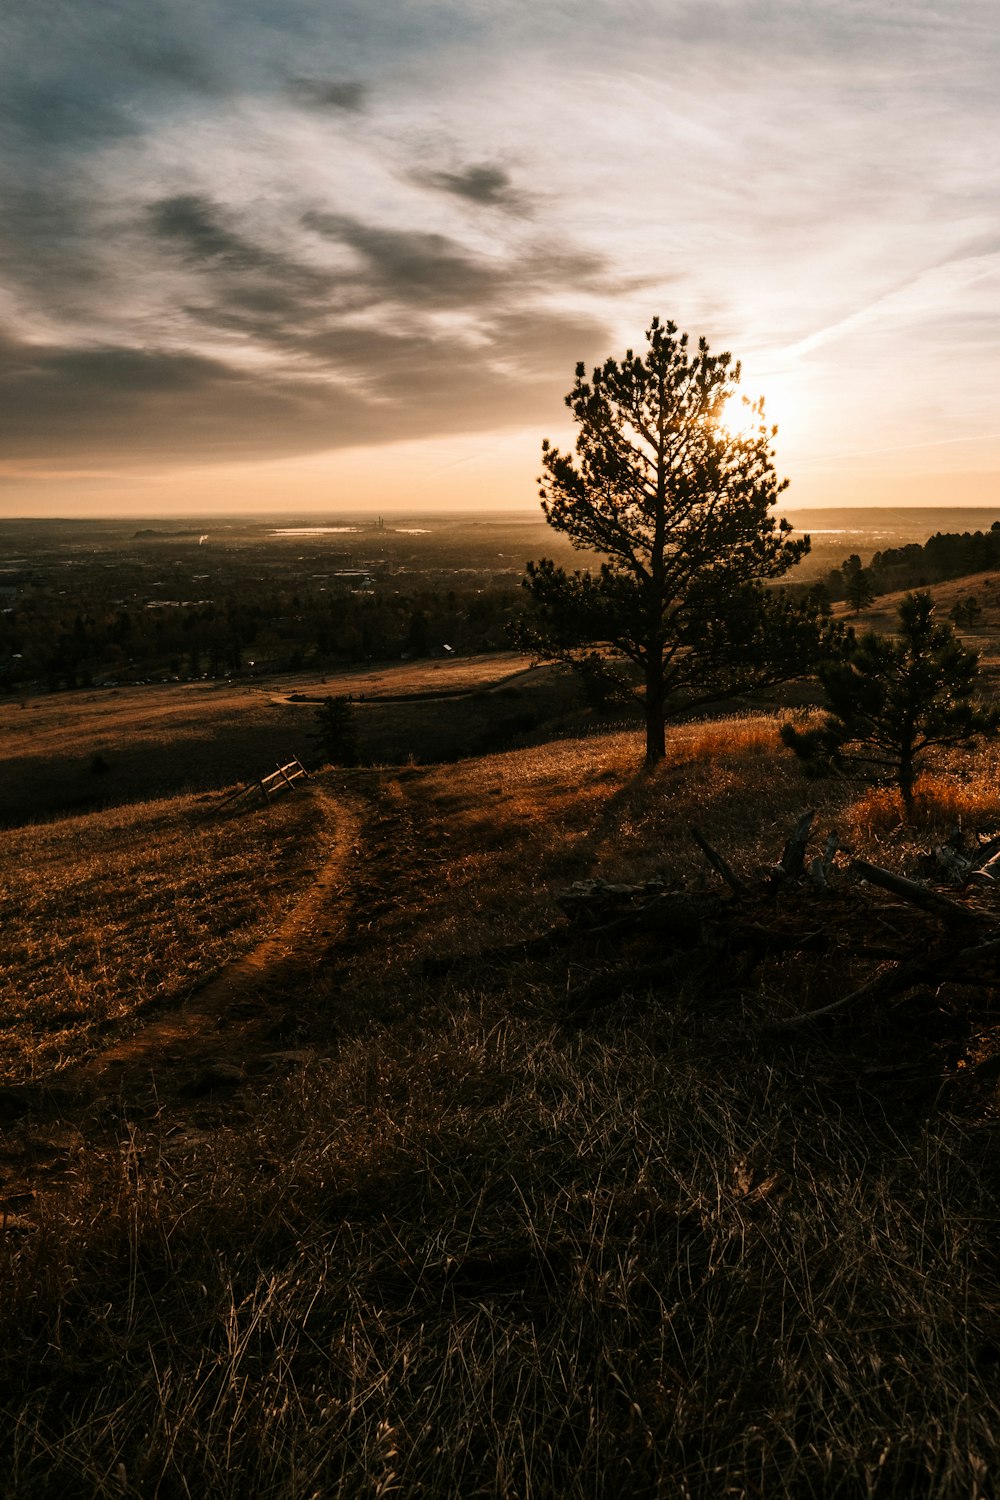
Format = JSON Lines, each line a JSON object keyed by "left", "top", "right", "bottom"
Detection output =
{"left": 78, "top": 784, "right": 364, "bottom": 1090}
{"left": 0, "top": 783, "right": 366, "bottom": 1210}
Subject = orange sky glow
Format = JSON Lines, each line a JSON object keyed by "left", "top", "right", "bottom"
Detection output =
{"left": 1, "top": 2, "right": 997, "bottom": 518}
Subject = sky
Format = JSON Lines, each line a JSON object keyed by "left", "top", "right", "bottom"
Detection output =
{"left": 1, "top": 0, "right": 998, "bottom": 518}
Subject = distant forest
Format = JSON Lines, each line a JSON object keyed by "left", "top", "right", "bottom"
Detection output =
{"left": 0, "top": 583, "right": 521, "bottom": 694}
{"left": 6, "top": 520, "right": 1000, "bottom": 695}
{"left": 825, "top": 520, "right": 1000, "bottom": 601}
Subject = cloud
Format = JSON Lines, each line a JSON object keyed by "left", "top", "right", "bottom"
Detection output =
{"left": 2, "top": 0, "right": 998, "bottom": 508}
{"left": 0, "top": 335, "right": 366, "bottom": 463}
{"left": 3, "top": 79, "right": 138, "bottom": 148}
{"left": 0, "top": 297, "right": 610, "bottom": 467}
{"left": 139, "top": 187, "right": 612, "bottom": 380}
{"left": 149, "top": 194, "right": 262, "bottom": 268}
{"left": 120, "top": 39, "right": 226, "bottom": 94}
{"left": 302, "top": 211, "right": 604, "bottom": 313}
{"left": 302, "top": 212, "right": 509, "bottom": 308}
{"left": 418, "top": 162, "right": 524, "bottom": 211}
{"left": 288, "top": 77, "right": 368, "bottom": 111}
{"left": 146, "top": 193, "right": 333, "bottom": 334}
{"left": 147, "top": 193, "right": 323, "bottom": 285}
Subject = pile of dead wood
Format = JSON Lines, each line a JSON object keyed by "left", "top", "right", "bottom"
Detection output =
{"left": 555, "top": 811, "right": 1000, "bottom": 1025}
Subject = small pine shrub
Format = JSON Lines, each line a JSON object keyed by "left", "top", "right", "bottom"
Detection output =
{"left": 311, "top": 695, "right": 360, "bottom": 767}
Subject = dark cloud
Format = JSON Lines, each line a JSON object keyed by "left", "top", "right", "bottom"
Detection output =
{"left": 303, "top": 212, "right": 509, "bottom": 308}
{"left": 302, "top": 313, "right": 606, "bottom": 407}
{"left": 0, "top": 301, "right": 610, "bottom": 466}
{"left": 419, "top": 162, "right": 523, "bottom": 210}
{"left": 36, "top": 345, "right": 227, "bottom": 395}
{"left": 143, "top": 194, "right": 610, "bottom": 363}
{"left": 0, "top": 178, "right": 115, "bottom": 321}
{"left": 288, "top": 77, "right": 368, "bottom": 111}
{"left": 148, "top": 195, "right": 327, "bottom": 293}
{"left": 148, "top": 193, "right": 332, "bottom": 326}
{"left": 302, "top": 211, "right": 604, "bottom": 313}
{"left": 3, "top": 77, "right": 138, "bottom": 148}
{"left": 0, "top": 0, "right": 470, "bottom": 150}
{"left": 120, "top": 40, "right": 225, "bottom": 94}
{"left": 0, "top": 336, "right": 366, "bottom": 462}
{"left": 150, "top": 195, "right": 251, "bottom": 265}
{"left": 142, "top": 192, "right": 616, "bottom": 388}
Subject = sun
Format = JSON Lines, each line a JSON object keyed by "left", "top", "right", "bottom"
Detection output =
{"left": 718, "top": 366, "right": 811, "bottom": 452}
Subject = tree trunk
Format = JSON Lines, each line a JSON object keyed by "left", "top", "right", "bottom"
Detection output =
{"left": 644, "top": 656, "right": 666, "bottom": 763}
{"left": 899, "top": 756, "right": 915, "bottom": 814}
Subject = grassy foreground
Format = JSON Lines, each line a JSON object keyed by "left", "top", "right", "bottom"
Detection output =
{"left": 2, "top": 720, "right": 1000, "bottom": 1497}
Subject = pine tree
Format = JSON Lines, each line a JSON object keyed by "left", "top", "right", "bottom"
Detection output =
{"left": 311, "top": 695, "right": 360, "bottom": 767}
{"left": 519, "top": 317, "right": 828, "bottom": 764}
{"left": 781, "top": 591, "right": 999, "bottom": 811}
{"left": 842, "top": 556, "right": 877, "bottom": 614}
{"left": 949, "top": 595, "right": 983, "bottom": 630}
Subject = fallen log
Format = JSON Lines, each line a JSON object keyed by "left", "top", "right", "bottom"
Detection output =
{"left": 772, "top": 927, "right": 1000, "bottom": 1029}
{"left": 541, "top": 813, "right": 999, "bottom": 1039}
{"left": 851, "top": 858, "right": 981, "bottom": 925}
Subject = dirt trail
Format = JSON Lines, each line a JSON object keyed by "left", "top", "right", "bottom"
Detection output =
{"left": 74, "top": 784, "right": 364, "bottom": 1093}
{"left": 0, "top": 783, "right": 366, "bottom": 1207}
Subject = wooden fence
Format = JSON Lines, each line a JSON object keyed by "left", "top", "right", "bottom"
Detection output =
{"left": 211, "top": 756, "right": 310, "bottom": 814}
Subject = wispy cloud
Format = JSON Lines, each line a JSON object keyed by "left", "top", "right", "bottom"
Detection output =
{"left": 0, "top": 0, "right": 997, "bottom": 511}
{"left": 287, "top": 77, "right": 369, "bottom": 112}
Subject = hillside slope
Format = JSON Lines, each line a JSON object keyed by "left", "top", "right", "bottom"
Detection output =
{"left": 3, "top": 724, "right": 1000, "bottom": 1496}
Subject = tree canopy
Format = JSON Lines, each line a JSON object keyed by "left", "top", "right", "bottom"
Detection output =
{"left": 781, "top": 591, "right": 999, "bottom": 811}
{"left": 841, "top": 556, "right": 878, "bottom": 614}
{"left": 519, "top": 317, "right": 828, "bottom": 762}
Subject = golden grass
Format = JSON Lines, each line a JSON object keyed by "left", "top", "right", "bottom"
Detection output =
{"left": 3, "top": 717, "right": 1000, "bottom": 1496}
{"left": 361, "top": 717, "right": 1000, "bottom": 974}
{"left": 668, "top": 710, "right": 787, "bottom": 764}
{"left": 0, "top": 682, "right": 314, "bottom": 825}
{"left": 360, "top": 717, "right": 844, "bottom": 972}
{"left": 840, "top": 570, "right": 1000, "bottom": 666}
{"left": 0, "top": 654, "right": 549, "bottom": 823}
{"left": 3, "top": 976, "right": 997, "bottom": 1496}
{"left": 287, "top": 649, "right": 536, "bottom": 700}
{"left": 0, "top": 791, "right": 325, "bottom": 1082}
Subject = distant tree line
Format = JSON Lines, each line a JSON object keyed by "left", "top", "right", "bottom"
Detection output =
{"left": 824, "top": 522, "right": 1000, "bottom": 604}
{"left": 0, "top": 584, "right": 523, "bottom": 694}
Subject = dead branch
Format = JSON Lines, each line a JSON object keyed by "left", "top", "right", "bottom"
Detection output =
{"left": 970, "top": 833, "right": 1000, "bottom": 873}
{"left": 851, "top": 858, "right": 979, "bottom": 925}
{"left": 689, "top": 825, "right": 746, "bottom": 895}
{"left": 771, "top": 963, "right": 923, "bottom": 1028}
{"left": 773, "top": 810, "right": 815, "bottom": 883}
{"left": 541, "top": 812, "right": 997, "bottom": 1044}
{"left": 772, "top": 931, "right": 1000, "bottom": 1029}
{"left": 808, "top": 829, "right": 841, "bottom": 890}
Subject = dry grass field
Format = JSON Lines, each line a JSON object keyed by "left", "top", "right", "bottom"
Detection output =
{"left": 1, "top": 681, "right": 313, "bottom": 825}
{"left": 0, "top": 790, "right": 325, "bottom": 1082}
{"left": 3, "top": 656, "right": 1000, "bottom": 1497}
{"left": 844, "top": 569, "right": 1000, "bottom": 683}
{"left": 0, "top": 653, "right": 558, "bottom": 825}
